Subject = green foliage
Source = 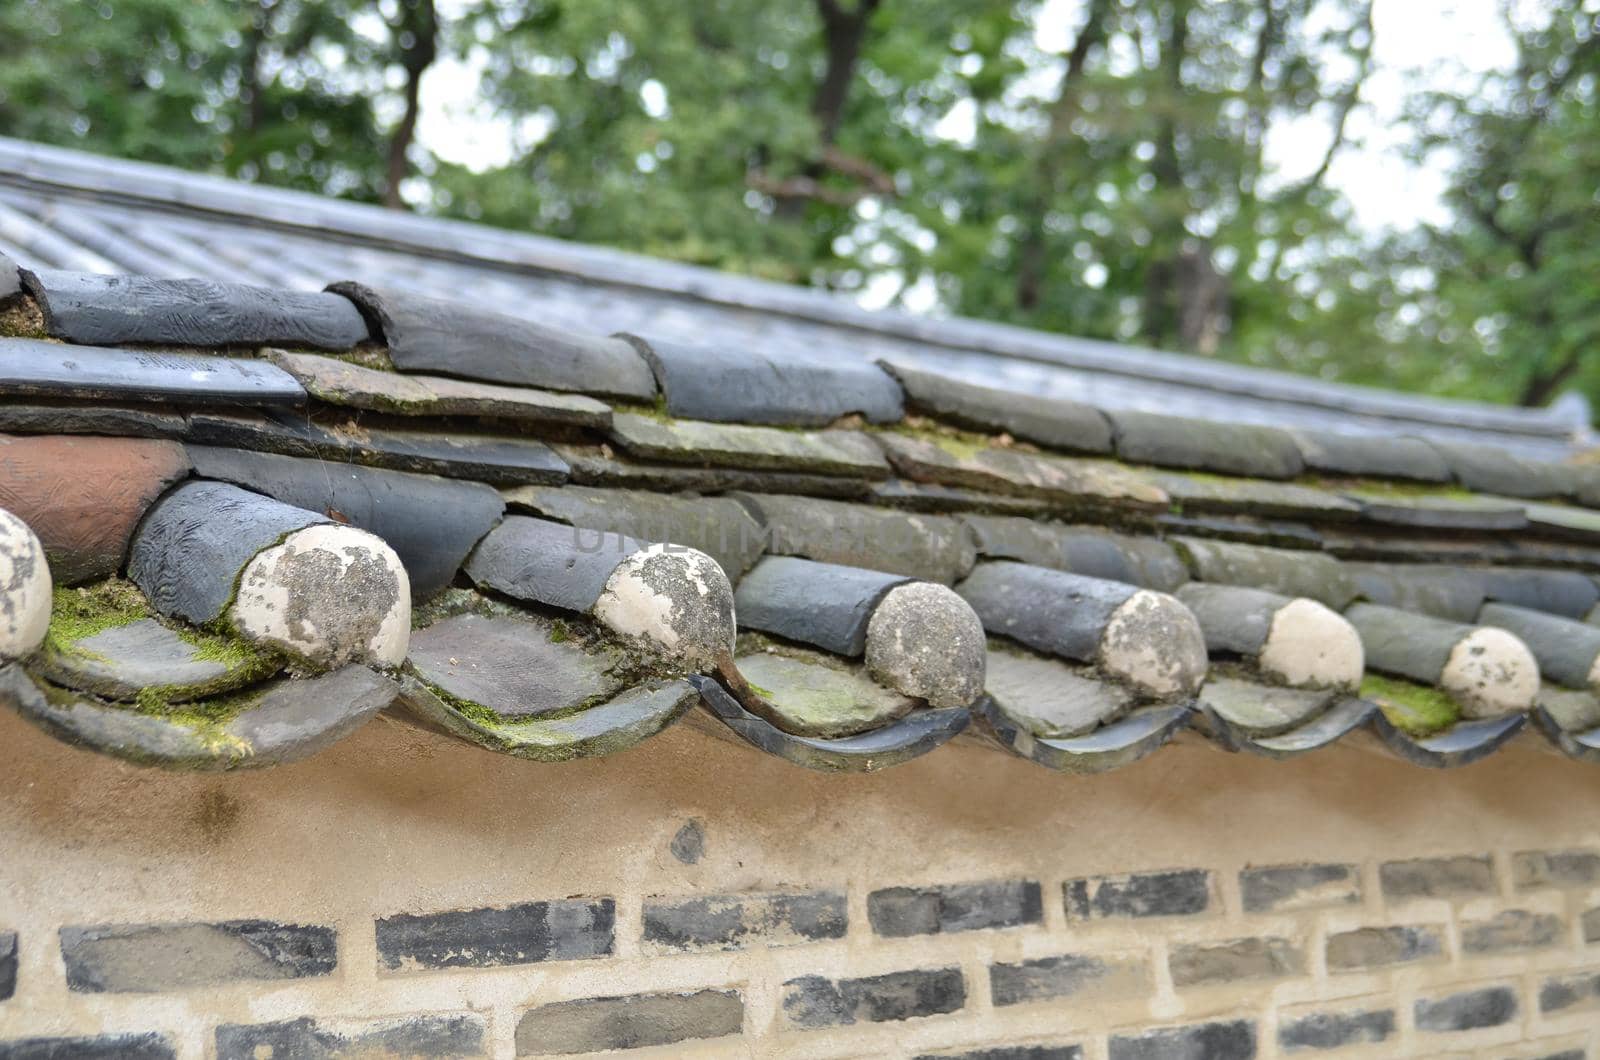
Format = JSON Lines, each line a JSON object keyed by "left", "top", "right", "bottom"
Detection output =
{"left": 2, "top": 0, "right": 1596, "bottom": 415}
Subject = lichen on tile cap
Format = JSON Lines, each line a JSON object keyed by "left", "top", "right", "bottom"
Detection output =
{"left": 230, "top": 523, "right": 411, "bottom": 668}
{"left": 1099, "top": 589, "right": 1208, "bottom": 698}
{"left": 0, "top": 507, "right": 50, "bottom": 662}
{"left": 1257, "top": 597, "right": 1364, "bottom": 690}
{"left": 863, "top": 581, "right": 986, "bottom": 708}
{"left": 1438, "top": 627, "right": 1539, "bottom": 718}
{"left": 593, "top": 544, "right": 736, "bottom": 672}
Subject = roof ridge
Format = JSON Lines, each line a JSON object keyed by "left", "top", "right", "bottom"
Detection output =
{"left": 0, "top": 136, "right": 1584, "bottom": 444}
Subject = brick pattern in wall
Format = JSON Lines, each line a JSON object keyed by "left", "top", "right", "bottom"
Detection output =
{"left": 4, "top": 850, "right": 1600, "bottom": 1057}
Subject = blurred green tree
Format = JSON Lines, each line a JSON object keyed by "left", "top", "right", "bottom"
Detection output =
{"left": 1406, "top": 5, "right": 1600, "bottom": 406}
{"left": 0, "top": 0, "right": 1595, "bottom": 413}
{"left": 0, "top": 0, "right": 433, "bottom": 203}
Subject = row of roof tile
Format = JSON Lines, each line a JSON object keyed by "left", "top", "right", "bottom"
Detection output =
{"left": 3, "top": 253, "right": 1600, "bottom": 778}
{"left": 5, "top": 255, "right": 1599, "bottom": 499}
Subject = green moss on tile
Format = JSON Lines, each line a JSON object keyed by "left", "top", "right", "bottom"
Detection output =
{"left": 1321, "top": 476, "right": 1476, "bottom": 501}
{"left": 45, "top": 579, "right": 151, "bottom": 655}
{"left": 1361, "top": 673, "right": 1461, "bottom": 737}
{"left": 880, "top": 417, "right": 999, "bottom": 462}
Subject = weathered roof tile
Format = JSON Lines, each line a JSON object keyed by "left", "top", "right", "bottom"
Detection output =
{"left": 1156, "top": 471, "right": 1359, "bottom": 520}
{"left": 0, "top": 338, "right": 306, "bottom": 407}
{"left": 609, "top": 412, "right": 889, "bottom": 478}
{"left": 268, "top": 349, "right": 611, "bottom": 428}
{"left": 1344, "top": 563, "right": 1487, "bottom": 623}
{"left": 695, "top": 673, "right": 968, "bottom": 772}
{"left": 0, "top": 402, "right": 186, "bottom": 439}
{"left": 878, "top": 433, "right": 1165, "bottom": 508}
{"left": 185, "top": 410, "right": 570, "bottom": 485}
{"left": 735, "top": 650, "right": 916, "bottom": 738}
{"left": 22, "top": 269, "right": 370, "bottom": 350}
{"left": 878, "top": 360, "right": 1113, "bottom": 453}
{"left": 623, "top": 333, "right": 903, "bottom": 426}
{"left": 1347, "top": 602, "right": 1538, "bottom": 718}
{"left": 984, "top": 648, "right": 1133, "bottom": 738}
{"left": 0, "top": 433, "right": 189, "bottom": 584}
{"left": 187, "top": 445, "right": 505, "bottom": 599}
{"left": 465, "top": 515, "right": 641, "bottom": 615}
{"left": 1107, "top": 409, "right": 1304, "bottom": 479}
{"left": 1478, "top": 603, "right": 1600, "bottom": 693}
{"left": 408, "top": 612, "right": 623, "bottom": 720}
{"left": 962, "top": 515, "right": 1187, "bottom": 591}
{"left": 734, "top": 556, "right": 908, "bottom": 656}
{"left": 555, "top": 444, "right": 860, "bottom": 498}
{"left": 328, "top": 281, "right": 656, "bottom": 400}
{"left": 1346, "top": 489, "right": 1528, "bottom": 531}
{"left": 736, "top": 493, "right": 975, "bottom": 584}
{"left": 503, "top": 484, "right": 764, "bottom": 580}
{"left": 1428, "top": 439, "right": 1580, "bottom": 500}
{"left": 1289, "top": 429, "right": 1452, "bottom": 482}
{"left": 36, "top": 617, "right": 273, "bottom": 703}
{"left": 958, "top": 561, "right": 1207, "bottom": 698}
{"left": 1198, "top": 677, "right": 1336, "bottom": 737}
{"left": 1173, "top": 538, "right": 1359, "bottom": 609}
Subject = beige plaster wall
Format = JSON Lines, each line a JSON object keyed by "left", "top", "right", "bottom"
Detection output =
{"left": 1, "top": 706, "right": 1598, "bottom": 1059}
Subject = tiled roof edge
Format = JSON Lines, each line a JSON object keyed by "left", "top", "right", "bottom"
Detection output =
{"left": 0, "top": 136, "right": 1582, "bottom": 443}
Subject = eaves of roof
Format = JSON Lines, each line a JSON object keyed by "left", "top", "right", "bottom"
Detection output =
{"left": 2, "top": 244, "right": 1600, "bottom": 776}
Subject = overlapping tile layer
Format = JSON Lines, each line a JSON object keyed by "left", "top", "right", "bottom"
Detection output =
{"left": 4, "top": 248, "right": 1600, "bottom": 773}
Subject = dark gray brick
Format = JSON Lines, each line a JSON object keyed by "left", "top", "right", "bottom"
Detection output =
{"left": 376, "top": 899, "right": 613, "bottom": 972}
{"left": 0, "top": 931, "right": 13, "bottom": 1001}
{"left": 1379, "top": 855, "right": 1496, "bottom": 900}
{"left": 59, "top": 919, "right": 336, "bottom": 993}
{"left": 1539, "top": 970, "right": 1600, "bottom": 1015}
{"left": 0, "top": 1034, "right": 174, "bottom": 1060}
{"left": 514, "top": 989, "right": 743, "bottom": 1055}
{"left": 216, "top": 1015, "right": 485, "bottom": 1059}
{"left": 1107, "top": 1020, "right": 1257, "bottom": 1060}
{"left": 869, "top": 880, "right": 1042, "bottom": 938}
{"left": 1584, "top": 906, "right": 1600, "bottom": 943}
{"left": 1516, "top": 1051, "right": 1585, "bottom": 1060}
{"left": 1278, "top": 1008, "right": 1395, "bottom": 1052}
{"left": 1064, "top": 869, "right": 1212, "bottom": 921}
{"left": 782, "top": 967, "right": 966, "bottom": 1029}
{"left": 1513, "top": 849, "right": 1600, "bottom": 889}
{"left": 990, "top": 952, "right": 1150, "bottom": 1007}
{"left": 1325, "top": 924, "right": 1445, "bottom": 971}
{"left": 914, "top": 1048, "right": 1083, "bottom": 1060}
{"left": 1461, "top": 910, "right": 1564, "bottom": 954}
{"left": 643, "top": 890, "right": 846, "bottom": 952}
{"left": 1239, "top": 864, "right": 1359, "bottom": 913}
{"left": 1414, "top": 985, "right": 1519, "bottom": 1032}
{"left": 1168, "top": 936, "right": 1305, "bottom": 987}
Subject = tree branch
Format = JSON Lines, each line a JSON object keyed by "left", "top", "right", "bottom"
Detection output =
{"left": 384, "top": 0, "right": 438, "bottom": 210}
{"left": 1287, "top": 0, "right": 1373, "bottom": 198}
{"left": 1015, "top": 0, "right": 1113, "bottom": 310}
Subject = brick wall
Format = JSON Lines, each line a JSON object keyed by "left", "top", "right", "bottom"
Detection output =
{"left": 1, "top": 708, "right": 1599, "bottom": 1059}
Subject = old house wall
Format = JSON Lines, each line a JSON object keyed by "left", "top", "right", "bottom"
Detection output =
{"left": 1, "top": 706, "right": 1598, "bottom": 1060}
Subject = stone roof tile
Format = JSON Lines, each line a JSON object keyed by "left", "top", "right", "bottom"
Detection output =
{"left": 2, "top": 255, "right": 1599, "bottom": 772}
{"left": 328, "top": 281, "right": 657, "bottom": 400}
{"left": 1106, "top": 409, "right": 1304, "bottom": 480}
{"left": 22, "top": 269, "right": 370, "bottom": 350}
{"left": 878, "top": 359, "right": 1113, "bottom": 453}
{"left": 623, "top": 333, "right": 903, "bottom": 426}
